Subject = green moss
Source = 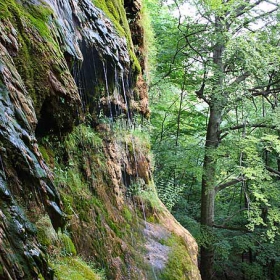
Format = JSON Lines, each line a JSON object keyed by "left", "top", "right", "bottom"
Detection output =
{"left": 0, "top": 0, "right": 53, "bottom": 41}
{"left": 146, "top": 215, "right": 156, "bottom": 223}
{"left": 0, "top": 263, "right": 3, "bottom": 276}
{"left": 129, "top": 49, "right": 141, "bottom": 74}
{"left": 123, "top": 206, "right": 133, "bottom": 222}
{"left": 139, "top": 189, "right": 163, "bottom": 212}
{"left": 0, "top": 0, "right": 63, "bottom": 110}
{"left": 53, "top": 125, "right": 107, "bottom": 222}
{"left": 0, "top": 3, "right": 9, "bottom": 18}
{"left": 92, "top": 0, "right": 126, "bottom": 37}
{"left": 38, "top": 273, "right": 45, "bottom": 280}
{"left": 65, "top": 125, "right": 103, "bottom": 153}
{"left": 39, "top": 145, "right": 51, "bottom": 164}
{"left": 36, "top": 215, "right": 58, "bottom": 248}
{"left": 47, "top": 121, "right": 156, "bottom": 279}
{"left": 161, "top": 236, "right": 194, "bottom": 280}
{"left": 58, "top": 232, "right": 77, "bottom": 256}
{"left": 108, "top": 220, "right": 122, "bottom": 237}
{"left": 24, "top": 2, "right": 53, "bottom": 40}
{"left": 127, "top": 141, "right": 134, "bottom": 153}
{"left": 52, "top": 257, "right": 106, "bottom": 280}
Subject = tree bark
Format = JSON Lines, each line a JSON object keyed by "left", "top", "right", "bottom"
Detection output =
{"left": 200, "top": 106, "right": 222, "bottom": 280}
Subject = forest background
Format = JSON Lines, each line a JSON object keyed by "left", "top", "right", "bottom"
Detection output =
{"left": 145, "top": 0, "right": 280, "bottom": 279}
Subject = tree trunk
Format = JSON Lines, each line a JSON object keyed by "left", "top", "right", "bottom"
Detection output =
{"left": 200, "top": 105, "right": 222, "bottom": 280}
{"left": 199, "top": 14, "right": 226, "bottom": 279}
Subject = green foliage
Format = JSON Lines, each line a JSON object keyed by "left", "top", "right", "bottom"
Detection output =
{"left": 241, "top": 263, "right": 263, "bottom": 280}
{"left": 126, "top": 179, "right": 145, "bottom": 196}
{"left": 148, "top": 0, "right": 280, "bottom": 278}
{"left": 156, "top": 179, "right": 185, "bottom": 210}
{"left": 150, "top": 83, "right": 205, "bottom": 211}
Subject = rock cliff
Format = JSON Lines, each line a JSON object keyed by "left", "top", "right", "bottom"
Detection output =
{"left": 0, "top": 0, "right": 200, "bottom": 279}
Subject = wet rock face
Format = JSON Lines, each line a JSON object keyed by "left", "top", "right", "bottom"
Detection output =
{"left": 0, "top": 18, "right": 68, "bottom": 277}
{"left": 44, "top": 0, "right": 146, "bottom": 122}
{"left": 0, "top": 0, "right": 146, "bottom": 278}
{"left": 124, "top": 0, "right": 144, "bottom": 66}
{"left": 45, "top": 0, "right": 130, "bottom": 68}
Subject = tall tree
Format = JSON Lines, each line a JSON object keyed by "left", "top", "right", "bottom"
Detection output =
{"left": 185, "top": 2, "right": 280, "bottom": 278}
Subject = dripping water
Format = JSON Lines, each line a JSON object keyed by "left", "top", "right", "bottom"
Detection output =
{"left": 72, "top": 59, "right": 86, "bottom": 114}
{"left": 102, "top": 61, "right": 113, "bottom": 122}
{"left": 121, "top": 73, "right": 132, "bottom": 125}
{"left": 113, "top": 66, "right": 123, "bottom": 118}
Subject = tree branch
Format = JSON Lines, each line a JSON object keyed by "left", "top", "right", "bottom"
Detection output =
{"left": 266, "top": 166, "right": 280, "bottom": 177}
{"left": 250, "top": 87, "right": 280, "bottom": 97}
{"left": 215, "top": 177, "right": 244, "bottom": 193}
{"left": 234, "top": 6, "right": 279, "bottom": 34}
{"left": 195, "top": 67, "right": 209, "bottom": 103}
{"left": 229, "top": 71, "right": 250, "bottom": 87}
{"left": 231, "top": 0, "right": 264, "bottom": 19}
{"left": 219, "top": 123, "right": 277, "bottom": 135}
{"left": 213, "top": 224, "right": 250, "bottom": 232}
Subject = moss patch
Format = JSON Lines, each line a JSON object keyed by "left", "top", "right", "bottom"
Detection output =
{"left": 0, "top": 0, "right": 66, "bottom": 114}
{"left": 36, "top": 215, "right": 58, "bottom": 247}
{"left": 0, "top": 0, "right": 53, "bottom": 41}
{"left": 52, "top": 257, "right": 106, "bottom": 280}
{"left": 58, "top": 232, "right": 77, "bottom": 256}
{"left": 39, "top": 123, "right": 157, "bottom": 279}
{"left": 160, "top": 235, "right": 194, "bottom": 280}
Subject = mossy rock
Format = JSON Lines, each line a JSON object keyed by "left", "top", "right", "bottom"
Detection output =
{"left": 123, "top": 206, "right": 133, "bottom": 222}
{"left": 93, "top": 0, "right": 141, "bottom": 74}
{"left": 39, "top": 145, "right": 54, "bottom": 165}
{"left": 160, "top": 235, "right": 194, "bottom": 280}
{"left": 36, "top": 215, "right": 58, "bottom": 247}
